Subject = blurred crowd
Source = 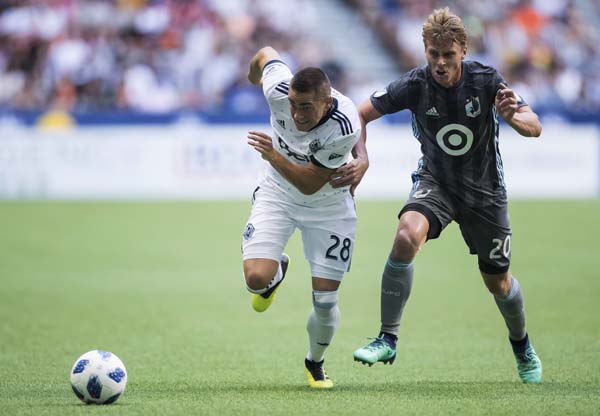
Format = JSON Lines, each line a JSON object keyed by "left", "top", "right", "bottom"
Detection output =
{"left": 0, "top": 0, "right": 599, "bottom": 116}
{"left": 0, "top": 0, "right": 324, "bottom": 114}
{"left": 349, "top": 0, "right": 600, "bottom": 114}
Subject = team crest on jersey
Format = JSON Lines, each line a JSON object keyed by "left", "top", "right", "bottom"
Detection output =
{"left": 243, "top": 223, "right": 255, "bottom": 240}
{"left": 465, "top": 96, "right": 481, "bottom": 118}
{"left": 309, "top": 139, "right": 322, "bottom": 153}
{"left": 277, "top": 119, "right": 285, "bottom": 129}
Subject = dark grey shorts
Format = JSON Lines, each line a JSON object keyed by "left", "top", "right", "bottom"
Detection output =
{"left": 400, "top": 174, "right": 512, "bottom": 274}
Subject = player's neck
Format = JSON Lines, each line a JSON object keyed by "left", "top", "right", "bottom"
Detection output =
{"left": 309, "top": 98, "right": 337, "bottom": 132}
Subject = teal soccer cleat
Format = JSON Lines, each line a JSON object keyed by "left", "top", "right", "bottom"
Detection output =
{"left": 515, "top": 345, "right": 542, "bottom": 384}
{"left": 353, "top": 336, "right": 396, "bottom": 366}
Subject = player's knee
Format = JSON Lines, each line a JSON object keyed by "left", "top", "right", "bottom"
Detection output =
{"left": 312, "top": 291, "right": 340, "bottom": 326}
{"left": 391, "top": 228, "right": 421, "bottom": 262}
{"left": 244, "top": 258, "right": 280, "bottom": 290}
{"left": 482, "top": 271, "right": 512, "bottom": 296}
{"left": 244, "top": 269, "right": 271, "bottom": 290}
{"left": 244, "top": 272, "right": 263, "bottom": 290}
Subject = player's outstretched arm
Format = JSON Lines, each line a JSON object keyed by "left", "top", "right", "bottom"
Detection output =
{"left": 248, "top": 131, "right": 334, "bottom": 195}
{"left": 330, "top": 99, "right": 382, "bottom": 194}
{"left": 496, "top": 83, "right": 542, "bottom": 137}
{"left": 248, "top": 47, "right": 282, "bottom": 85}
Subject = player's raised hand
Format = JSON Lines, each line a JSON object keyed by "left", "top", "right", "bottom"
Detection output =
{"left": 247, "top": 131, "right": 276, "bottom": 161}
{"left": 495, "top": 83, "right": 518, "bottom": 121}
{"left": 329, "top": 157, "right": 369, "bottom": 196}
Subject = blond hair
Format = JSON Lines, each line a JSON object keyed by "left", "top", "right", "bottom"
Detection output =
{"left": 422, "top": 7, "right": 467, "bottom": 48}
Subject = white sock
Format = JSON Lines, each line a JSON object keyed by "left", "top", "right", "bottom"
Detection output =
{"left": 306, "top": 290, "right": 340, "bottom": 363}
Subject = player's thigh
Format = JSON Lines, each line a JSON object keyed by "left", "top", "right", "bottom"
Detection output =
{"left": 400, "top": 177, "right": 455, "bottom": 241}
{"left": 299, "top": 198, "right": 356, "bottom": 282}
{"left": 312, "top": 277, "right": 341, "bottom": 292}
{"left": 241, "top": 188, "right": 295, "bottom": 262}
{"left": 458, "top": 204, "right": 512, "bottom": 274}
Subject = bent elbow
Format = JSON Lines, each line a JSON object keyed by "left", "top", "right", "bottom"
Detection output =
{"left": 520, "top": 120, "right": 542, "bottom": 138}
{"left": 529, "top": 114, "right": 542, "bottom": 137}
{"left": 250, "top": 46, "right": 276, "bottom": 68}
{"left": 529, "top": 123, "right": 542, "bottom": 138}
{"left": 257, "top": 46, "right": 276, "bottom": 59}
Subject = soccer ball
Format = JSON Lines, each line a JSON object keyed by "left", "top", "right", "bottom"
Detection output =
{"left": 70, "top": 350, "right": 127, "bottom": 404}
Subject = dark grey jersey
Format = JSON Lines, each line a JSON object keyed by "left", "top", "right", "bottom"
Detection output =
{"left": 371, "top": 61, "right": 527, "bottom": 207}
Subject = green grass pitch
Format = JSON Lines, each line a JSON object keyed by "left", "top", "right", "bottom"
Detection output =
{"left": 1, "top": 200, "right": 599, "bottom": 415}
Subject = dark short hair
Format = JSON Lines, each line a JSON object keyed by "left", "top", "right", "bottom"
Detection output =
{"left": 290, "top": 67, "right": 331, "bottom": 99}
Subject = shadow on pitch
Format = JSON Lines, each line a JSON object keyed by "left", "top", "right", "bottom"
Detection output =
{"left": 333, "top": 379, "right": 566, "bottom": 396}
{"left": 126, "top": 379, "right": 589, "bottom": 398}
{"left": 187, "top": 383, "right": 319, "bottom": 394}
{"left": 158, "top": 380, "right": 555, "bottom": 396}
{"left": 200, "top": 380, "right": 585, "bottom": 397}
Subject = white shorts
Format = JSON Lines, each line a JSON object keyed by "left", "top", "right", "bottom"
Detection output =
{"left": 241, "top": 185, "right": 357, "bottom": 281}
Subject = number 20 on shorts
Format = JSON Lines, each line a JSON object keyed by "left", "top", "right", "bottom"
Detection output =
{"left": 489, "top": 235, "right": 511, "bottom": 260}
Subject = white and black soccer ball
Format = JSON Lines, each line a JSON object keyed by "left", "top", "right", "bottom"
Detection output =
{"left": 70, "top": 350, "right": 127, "bottom": 404}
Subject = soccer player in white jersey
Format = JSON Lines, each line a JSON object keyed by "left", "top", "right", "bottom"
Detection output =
{"left": 243, "top": 46, "right": 360, "bottom": 389}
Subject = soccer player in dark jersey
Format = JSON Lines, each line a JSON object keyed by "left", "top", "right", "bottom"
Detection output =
{"left": 330, "top": 7, "right": 543, "bottom": 383}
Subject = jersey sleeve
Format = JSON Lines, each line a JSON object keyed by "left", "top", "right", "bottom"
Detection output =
{"left": 370, "top": 70, "right": 419, "bottom": 115}
{"left": 492, "top": 69, "right": 528, "bottom": 108}
{"left": 261, "top": 60, "right": 293, "bottom": 103}
{"left": 310, "top": 129, "right": 360, "bottom": 170}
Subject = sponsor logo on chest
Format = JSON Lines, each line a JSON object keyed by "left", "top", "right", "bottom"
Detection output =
{"left": 278, "top": 136, "right": 310, "bottom": 163}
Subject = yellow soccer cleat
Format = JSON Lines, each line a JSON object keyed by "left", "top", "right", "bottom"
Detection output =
{"left": 251, "top": 254, "right": 290, "bottom": 312}
{"left": 305, "top": 358, "right": 334, "bottom": 389}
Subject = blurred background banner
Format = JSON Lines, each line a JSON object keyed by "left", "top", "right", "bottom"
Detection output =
{"left": 1, "top": 123, "right": 597, "bottom": 199}
{"left": 0, "top": 0, "right": 598, "bottom": 199}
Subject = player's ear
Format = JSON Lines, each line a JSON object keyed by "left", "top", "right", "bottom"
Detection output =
{"left": 461, "top": 47, "right": 467, "bottom": 60}
{"left": 325, "top": 95, "right": 333, "bottom": 108}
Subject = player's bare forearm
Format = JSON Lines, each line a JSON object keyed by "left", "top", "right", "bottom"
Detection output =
{"left": 268, "top": 152, "right": 329, "bottom": 195}
{"left": 506, "top": 107, "right": 542, "bottom": 137}
{"left": 248, "top": 46, "right": 281, "bottom": 85}
{"left": 353, "top": 98, "right": 381, "bottom": 163}
{"left": 330, "top": 130, "right": 368, "bottom": 192}
{"left": 247, "top": 130, "right": 330, "bottom": 195}
{"left": 330, "top": 99, "right": 378, "bottom": 192}
{"left": 351, "top": 128, "right": 368, "bottom": 162}
{"left": 496, "top": 83, "right": 541, "bottom": 137}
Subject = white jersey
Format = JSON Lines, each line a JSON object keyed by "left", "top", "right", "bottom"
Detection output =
{"left": 259, "top": 60, "right": 361, "bottom": 206}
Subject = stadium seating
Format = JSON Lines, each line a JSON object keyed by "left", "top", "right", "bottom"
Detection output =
{"left": 0, "top": 0, "right": 597, "bottom": 121}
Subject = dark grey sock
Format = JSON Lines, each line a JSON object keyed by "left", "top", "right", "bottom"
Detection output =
{"left": 494, "top": 277, "right": 526, "bottom": 341}
{"left": 380, "top": 257, "right": 414, "bottom": 336}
